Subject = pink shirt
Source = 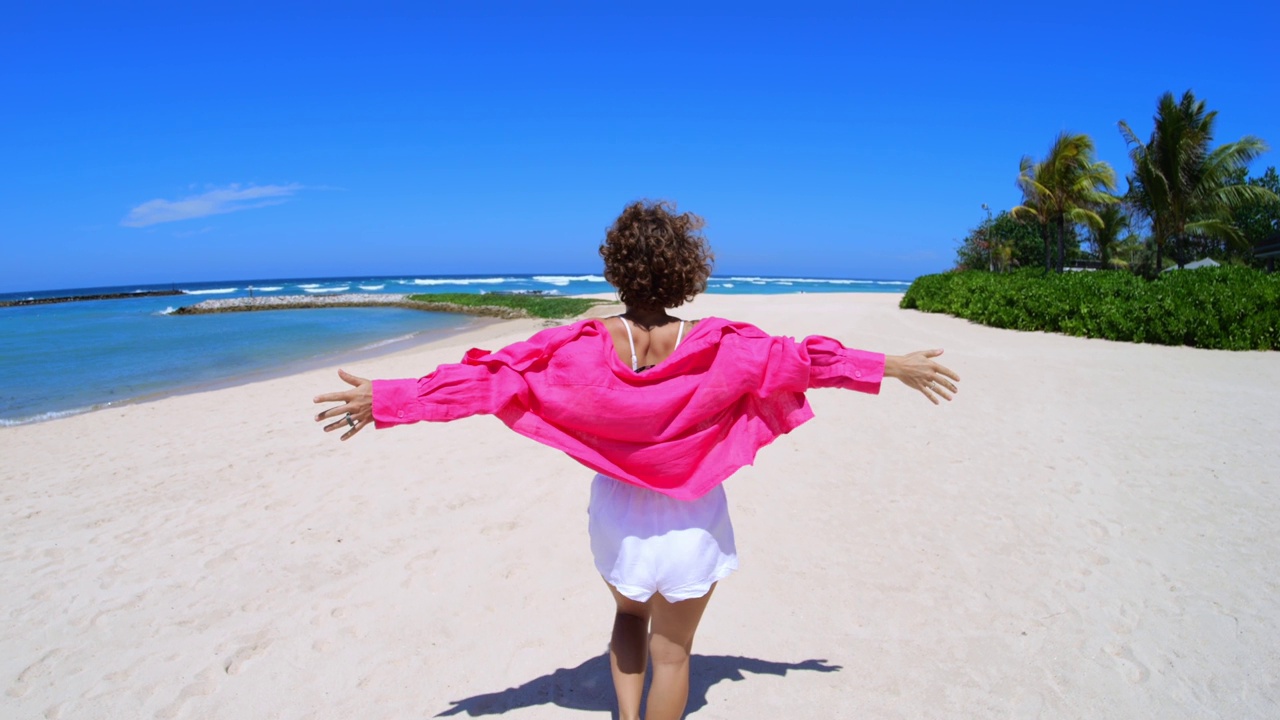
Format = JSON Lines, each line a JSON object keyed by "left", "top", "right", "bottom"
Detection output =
{"left": 373, "top": 317, "right": 885, "bottom": 500}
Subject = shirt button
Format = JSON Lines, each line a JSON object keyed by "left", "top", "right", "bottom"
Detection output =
{"left": 397, "top": 410, "right": 405, "bottom": 418}
{"left": 854, "top": 370, "right": 862, "bottom": 378}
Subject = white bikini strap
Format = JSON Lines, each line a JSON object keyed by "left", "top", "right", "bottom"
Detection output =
{"left": 675, "top": 320, "right": 685, "bottom": 348}
{"left": 619, "top": 316, "right": 639, "bottom": 370}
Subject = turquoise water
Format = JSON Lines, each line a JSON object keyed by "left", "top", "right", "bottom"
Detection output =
{"left": 0, "top": 274, "right": 909, "bottom": 425}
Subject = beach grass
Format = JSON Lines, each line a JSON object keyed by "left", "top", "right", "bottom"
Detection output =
{"left": 407, "top": 293, "right": 611, "bottom": 319}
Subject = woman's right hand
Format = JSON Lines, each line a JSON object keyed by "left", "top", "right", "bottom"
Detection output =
{"left": 313, "top": 369, "right": 374, "bottom": 440}
{"left": 885, "top": 349, "right": 960, "bottom": 404}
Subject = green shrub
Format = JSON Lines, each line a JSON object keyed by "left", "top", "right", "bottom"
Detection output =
{"left": 900, "top": 267, "right": 1280, "bottom": 350}
{"left": 406, "top": 293, "right": 610, "bottom": 319}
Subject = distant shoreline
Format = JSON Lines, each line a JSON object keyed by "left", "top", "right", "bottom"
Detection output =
{"left": 0, "top": 274, "right": 912, "bottom": 303}
{"left": 173, "top": 293, "right": 535, "bottom": 319}
{"left": 0, "top": 289, "right": 183, "bottom": 307}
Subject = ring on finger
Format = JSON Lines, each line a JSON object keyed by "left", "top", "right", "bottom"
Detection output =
{"left": 344, "top": 414, "right": 357, "bottom": 428}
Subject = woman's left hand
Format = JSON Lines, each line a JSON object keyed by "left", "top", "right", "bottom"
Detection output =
{"left": 313, "top": 369, "right": 373, "bottom": 441}
{"left": 885, "top": 349, "right": 960, "bottom": 405}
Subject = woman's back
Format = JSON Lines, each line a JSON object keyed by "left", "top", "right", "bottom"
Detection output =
{"left": 603, "top": 316, "right": 697, "bottom": 372}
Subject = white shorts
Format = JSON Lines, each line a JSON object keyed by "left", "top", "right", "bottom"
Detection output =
{"left": 588, "top": 473, "right": 738, "bottom": 603}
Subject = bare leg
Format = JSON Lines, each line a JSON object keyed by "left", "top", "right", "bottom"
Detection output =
{"left": 644, "top": 585, "right": 715, "bottom": 720}
{"left": 607, "top": 583, "right": 652, "bottom": 720}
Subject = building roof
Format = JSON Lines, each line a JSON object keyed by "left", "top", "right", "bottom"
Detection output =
{"left": 1162, "top": 257, "right": 1220, "bottom": 272}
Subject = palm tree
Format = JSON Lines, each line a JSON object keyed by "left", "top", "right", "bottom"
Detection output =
{"left": 1119, "top": 90, "right": 1275, "bottom": 269}
{"left": 1013, "top": 132, "right": 1118, "bottom": 272}
{"left": 1110, "top": 233, "right": 1148, "bottom": 270}
{"left": 1089, "top": 201, "right": 1131, "bottom": 268}
{"left": 1011, "top": 158, "right": 1052, "bottom": 271}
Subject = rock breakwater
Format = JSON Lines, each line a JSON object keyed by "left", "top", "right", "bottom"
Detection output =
{"left": 0, "top": 289, "right": 184, "bottom": 308}
{"left": 172, "top": 293, "right": 530, "bottom": 318}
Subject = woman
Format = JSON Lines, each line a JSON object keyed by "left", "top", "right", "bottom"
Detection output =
{"left": 314, "top": 200, "right": 959, "bottom": 720}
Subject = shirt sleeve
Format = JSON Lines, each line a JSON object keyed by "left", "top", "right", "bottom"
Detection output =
{"left": 370, "top": 328, "right": 560, "bottom": 428}
{"left": 371, "top": 360, "right": 514, "bottom": 428}
{"left": 753, "top": 333, "right": 885, "bottom": 397}
{"left": 799, "top": 335, "right": 885, "bottom": 394}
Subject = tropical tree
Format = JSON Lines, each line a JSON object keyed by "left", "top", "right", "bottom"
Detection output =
{"left": 1226, "top": 166, "right": 1280, "bottom": 263}
{"left": 1119, "top": 90, "right": 1276, "bottom": 269}
{"left": 1001, "top": 210, "right": 1062, "bottom": 269}
{"left": 1011, "top": 161, "right": 1052, "bottom": 271}
{"left": 1013, "top": 132, "right": 1118, "bottom": 272}
{"left": 1088, "top": 201, "right": 1132, "bottom": 268}
{"left": 953, "top": 210, "right": 1043, "bottom": 271}
{"left": 1110, "top": 235, "right": 1140, "bottom": 270}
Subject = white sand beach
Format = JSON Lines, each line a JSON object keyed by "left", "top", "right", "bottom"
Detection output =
{"left": 3, "top": 292, "right": 1279, "bottom": 719}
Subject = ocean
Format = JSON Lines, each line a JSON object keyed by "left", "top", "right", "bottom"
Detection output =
{"left": 0, "top": 274, "right": 909, "bottom": 425}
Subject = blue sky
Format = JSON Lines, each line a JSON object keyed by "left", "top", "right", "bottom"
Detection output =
{"left": 3, "top": 1, "right": 1278, "bottom": 292}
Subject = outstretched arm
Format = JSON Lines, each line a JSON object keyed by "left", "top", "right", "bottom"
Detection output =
{"left": 313, "top": 369, "right": 374, "bottom": 441}
{"left": 312, "top": 360, "right": 516, "bottom": 441}
{"left": 884, "top": 349, "right": 959, "bottom": 404}
{"left": 771, "top": 335, "right": 958, "bottom": 403}
{"left": 311, "top": 329, "right": 559, "bottom": 441}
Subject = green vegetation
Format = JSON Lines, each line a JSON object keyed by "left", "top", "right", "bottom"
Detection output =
{"left": 1088, "top": 203, "right": 1132, "bottom": 270}
{"left": 901, "top": 267, "right": 1280, "bottom": 350}
{"left": 933, "top": 90, "right": 1280, "bottom": 350}
{"left": 407, "top": 293, "right": 611, "bottom": 319}
{"left": 1012, "top": 132, "right": 1118, "bottom": 273}
{"left": 955, "top": 209, "right": 1049, "bottom": 272}
{"left": 1120, "top": 90, "right": 1273, "bottom": 271}
{"left": 954, "top": 90, "right": 1278, "bottom": 276}
{"left": 1226, "top": 166, "right": 1280, "bottom": 255}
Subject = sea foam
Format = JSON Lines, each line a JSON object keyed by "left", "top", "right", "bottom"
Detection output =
{"left": 184, "top": 287, "right": 238, "bottom": 295}
{"left": 0, "top": 404, "right": 105, "bottom": 427}
{"left": 410, "top": 277, "right": 515, "bottom": 286}
{"left": 532, "top": 275, "right": 607, "bottom": 286}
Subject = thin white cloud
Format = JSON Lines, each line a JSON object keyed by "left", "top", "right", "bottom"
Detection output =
{"left": 122, "top": 183, "right": 303, "bottom": 227}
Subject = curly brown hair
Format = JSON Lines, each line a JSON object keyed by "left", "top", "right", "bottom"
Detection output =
{"left": 599, "top": 200, "right": 714, "bottom": 309}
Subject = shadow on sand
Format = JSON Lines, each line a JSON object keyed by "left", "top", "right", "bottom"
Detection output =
{"left": 436, "top": 653, "right": 841, "bottom": 718}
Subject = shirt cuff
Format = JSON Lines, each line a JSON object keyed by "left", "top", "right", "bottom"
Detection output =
{"left": 843, "top": 349, "right": 885, "bottom": 394}
{"left": 372, "top": 378, "right": 425, "bottom": 428}
{"left": 812, "top": 349, "right": 884, "bottom": 394}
